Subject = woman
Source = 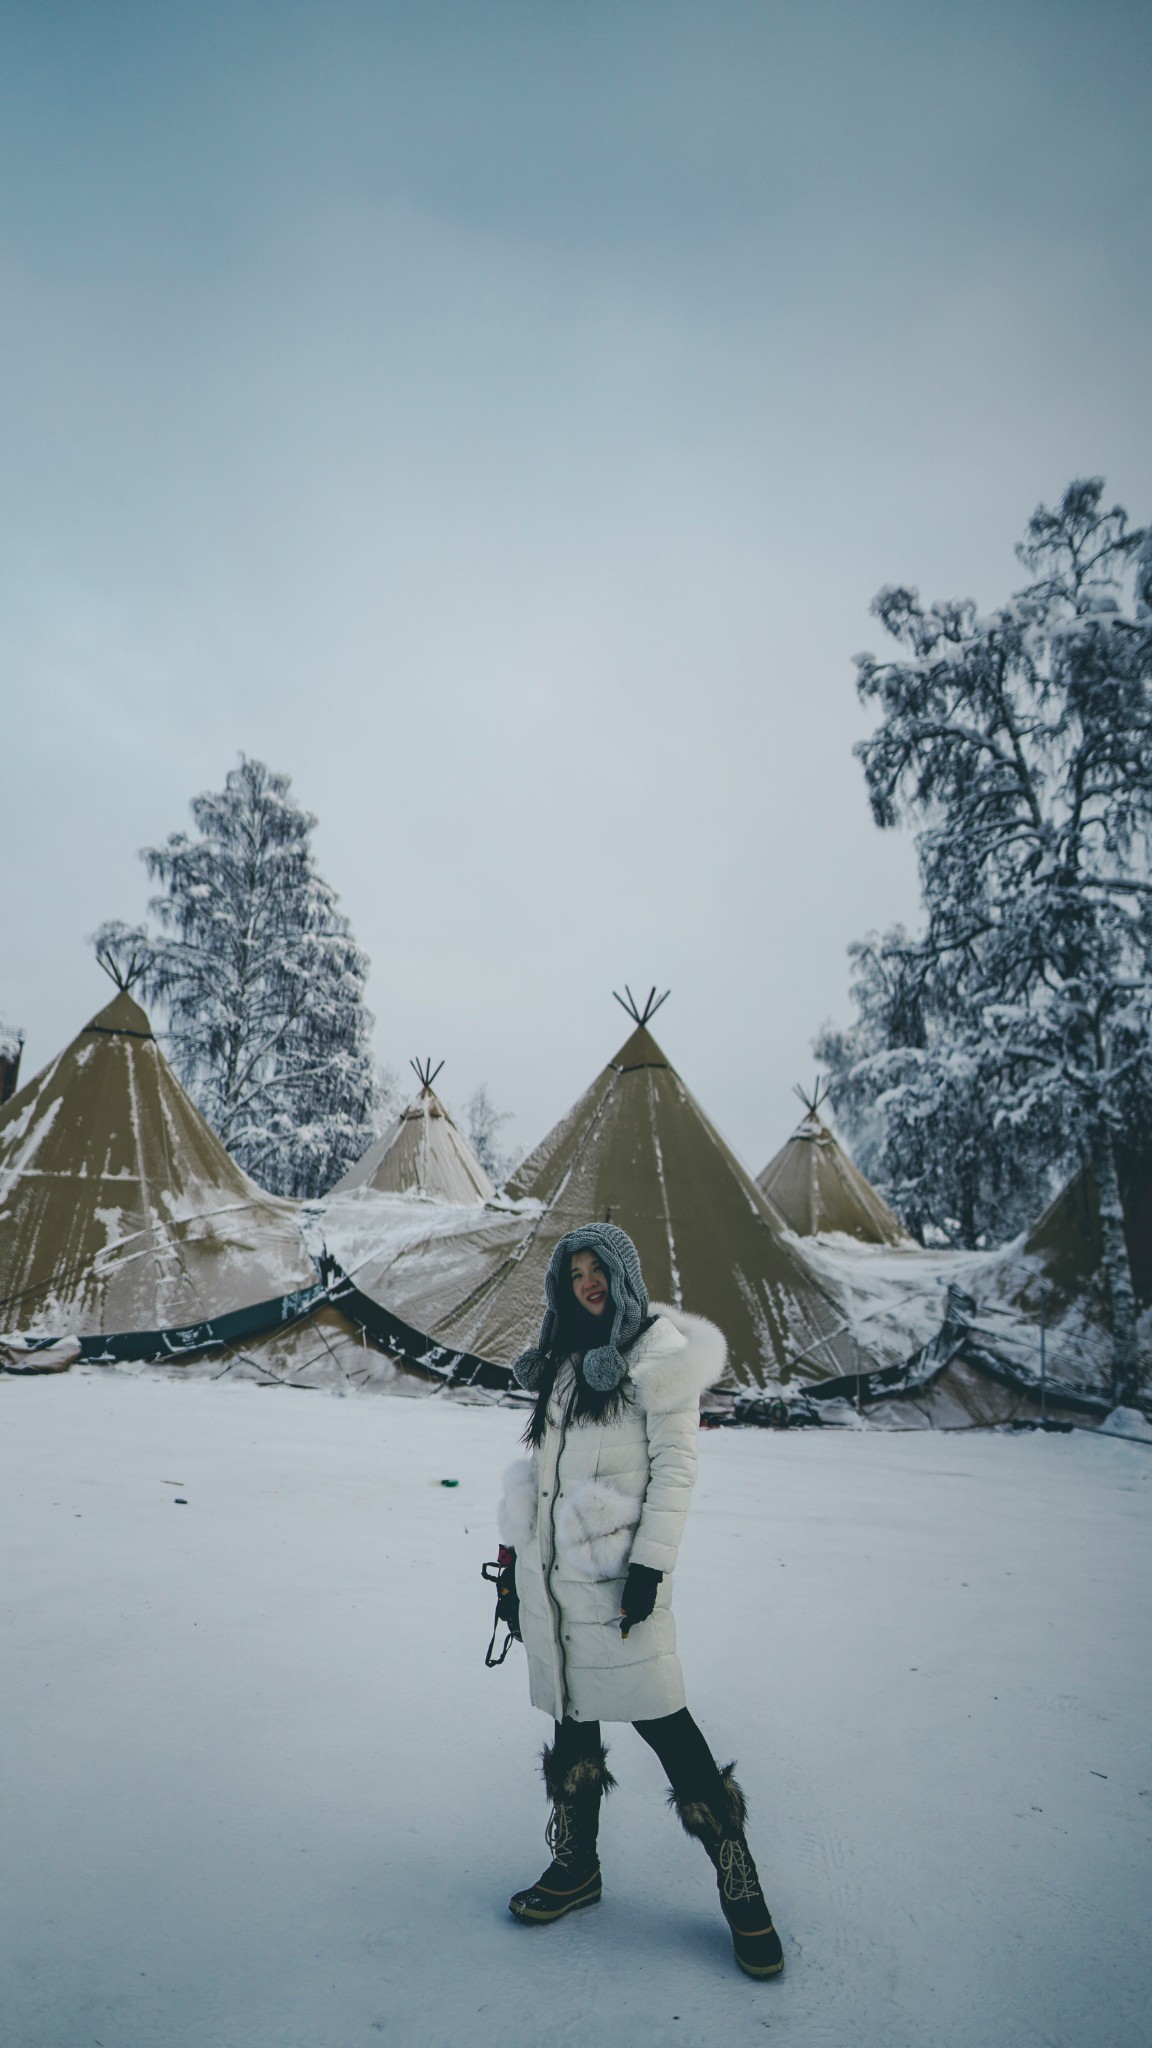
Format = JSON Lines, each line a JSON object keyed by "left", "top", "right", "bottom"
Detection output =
{"left": 493, "top": 1221, "right": 784, "bottom": 1980}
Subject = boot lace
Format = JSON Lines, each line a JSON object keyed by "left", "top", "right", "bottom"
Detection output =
{"left": 545, "top": 1800, "right": 574, "bottom": 1869}
{"left": 718, "top": 1837, "right": 760, "bottom": 1904}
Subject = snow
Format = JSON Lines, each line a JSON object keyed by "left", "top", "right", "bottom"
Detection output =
{"left": 1100, "top": 1405, "right": 1152, "bottom": 1443}
{"left": 0, "top": 1333, "right": 81, "bottom": 1372}
{"left": 795, "top": 1234, "right": 983, "bottom": 1368}
{"left": 310, "top": 1186, "right": 542, "bottom": 1277}
{"left": 649, "top": 1113, "right": 683, "bottom": 1309}
{"left": 2, "top": 1371, "right": 1148, "bottom": 2048}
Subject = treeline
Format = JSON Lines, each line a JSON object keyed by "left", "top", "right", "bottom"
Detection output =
{"left": 818, "top": 478, "right": 1151, "bottom": 1392}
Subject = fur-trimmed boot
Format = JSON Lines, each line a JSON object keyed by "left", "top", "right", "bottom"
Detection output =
{"left": 671, "top": 1766, "right": 784, "bottom": 1979}
{"left": 508, "top": 1740, "right": 615, "bottom": 1924}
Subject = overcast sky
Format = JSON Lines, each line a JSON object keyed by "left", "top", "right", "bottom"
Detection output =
{"left": 2, "top": 0, "right": 1150, "bottom": 1175}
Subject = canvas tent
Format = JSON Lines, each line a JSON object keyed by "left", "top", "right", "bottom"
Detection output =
{"left": 793, "top": 1147, "right": 1152, "bottom": 1427}
{"left": 1017, "top": 1149, "right": 1152, "bottom": 1309}
{"left": 757, "top": 1085, "right": 911, "bottom": 1246}
{"left": 325, "top": 993, "right": 859, "bottom": 1388}
{"left": 789, "top": 1285, "right": 1114, "bottom": 1431}
{"left": 0, "top": 988, "right": 321, "bottom": 1356}
{"left": 958, "top": 1145, "right": 1152, "bottom": 1397}
{"left": 330, "top": 1060, "right": 495, "bottom": 1204}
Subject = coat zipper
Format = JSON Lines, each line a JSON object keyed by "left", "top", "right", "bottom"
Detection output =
{"left": 543, "top": 1381, "right": 571, "bottom": 1718}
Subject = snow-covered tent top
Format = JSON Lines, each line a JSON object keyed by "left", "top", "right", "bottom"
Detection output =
{"left": 0, "top": 989, "right": 319, "bottom": 1348}
{"left": 331, "top": 997, "right": 859, "bottom": 1389}
{"left": 329, "top": 1060, "right": 495, "bottom": 1204}
{"left": 757, "top": 1087, "right": 911, "bottom": 1247}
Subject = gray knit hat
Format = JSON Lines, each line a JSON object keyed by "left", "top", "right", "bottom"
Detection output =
{"left": 512, "top": 1222, "right": 649, "bottom": 1393}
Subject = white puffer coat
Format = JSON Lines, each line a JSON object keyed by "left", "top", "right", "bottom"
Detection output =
{"left": 498, "top": 1305, "right": 727, "bottom": 1723}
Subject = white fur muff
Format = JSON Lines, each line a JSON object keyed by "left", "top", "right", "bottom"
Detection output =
{"left": 497, "top": 1458, "right": 538, "bottom": 1550}
{"left": 554, "top": 1480, "right": 643, "bottom": 1580}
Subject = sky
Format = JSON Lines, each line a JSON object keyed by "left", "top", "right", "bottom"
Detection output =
{"left": 2, "top": 0, "right": 1150, "bottom": 1176}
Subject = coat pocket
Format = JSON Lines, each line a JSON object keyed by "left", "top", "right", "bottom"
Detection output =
{"left": 554, "top": 1480, "right": 643, "bottom": 1580}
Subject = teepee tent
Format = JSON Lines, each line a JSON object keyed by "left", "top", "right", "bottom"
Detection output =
{"left": 342, "top": 992, "right": 859, "bottom": 1388}
{"left": 330, "top": 1060, "right": 495, "bottom": 1203}
{"left": 758, "top": 1084, "right": 911, "bottom": 1247}
{"left": 963, "top": 1146, "right": 1152, "bottom": 1397}
{"left": 0, "top": 985, "right": 320, "bottom": 1355}
{"left": 796, "top": 1151, "right": 1152, "bottom": 1429}
{"left": 1018, "top": 1150, "right": 1152, "bottom": 1308}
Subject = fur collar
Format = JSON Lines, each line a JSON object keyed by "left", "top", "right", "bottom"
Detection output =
{"left": 627, "top": 1304, "right": 728, "bottom": 1414}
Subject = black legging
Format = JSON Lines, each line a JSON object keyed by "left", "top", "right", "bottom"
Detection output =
{"left": 552, "top": 1707, "right": 727, "bottom": 1806}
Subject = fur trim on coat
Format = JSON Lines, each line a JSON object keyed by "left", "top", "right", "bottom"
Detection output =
{"left": 554, "top": 1479, "right": 643, "bottom": 1580}
{"left": 629, "top": 1305, "right": 728, "bottom": 1413}
{"left": 498, "top": 1458, "right": 538, "bottom": 1550}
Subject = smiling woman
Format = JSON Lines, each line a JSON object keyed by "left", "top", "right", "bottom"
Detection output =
{"left": 490, "top": 1220, "right": 785, "bottom": 1981}
{"left": 570, "top": 1248, "right": 609, "bottom": 1316}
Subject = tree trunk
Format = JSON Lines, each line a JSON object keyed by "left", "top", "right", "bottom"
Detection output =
{"left": 959, "top": 1174, "right": 978, "bottom": 1251}
{"left": 1091, "top": 1125, "right": 1141, "bottom": 1407}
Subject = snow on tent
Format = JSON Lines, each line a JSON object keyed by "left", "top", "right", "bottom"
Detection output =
{"left": 329, "top": 1059, "right": 495, "bottom": 1204}
{"left": 0, "top": 986, "right": 325, "bottom": 1366}
{"left": 312, "top": 1185, "right": 542, "bottom": 1388}
{"left": 744, "top": 1083, "right": 1139, "bottom": 1429}
{"left": 323, "top": 991, "right": 860, "bottom": 1389}
{"left": 757, "top": 1082, "right": 911, "bottom": 1246}
{"left": 960, "top": 1145, "right": 1152, "bottom": 1399}
{"left": 788, "top": 1147, "right": 1152, "bottom": 1431}
{"left": 778, "top": 1277, "right": 1117, "bottom": 1432}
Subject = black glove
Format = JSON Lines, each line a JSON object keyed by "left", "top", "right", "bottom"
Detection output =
{"left": 619, "top": 1562, "right": 663, "bottom": 1638}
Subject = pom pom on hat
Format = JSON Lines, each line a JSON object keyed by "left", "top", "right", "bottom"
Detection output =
{"left": 512, "top": 1346, "right": 546, "bottom": 1390}
{"left": 582, "top": 1343, "right": 628, "bottom": 1391}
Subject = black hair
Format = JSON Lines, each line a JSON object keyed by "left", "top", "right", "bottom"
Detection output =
{"left": 521, "top": 1271, "right": 655, "bottom": 1449}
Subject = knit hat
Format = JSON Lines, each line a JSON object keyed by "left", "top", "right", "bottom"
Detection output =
{"left": 512, "top": 1223, "right": 650, "bottom": 1393}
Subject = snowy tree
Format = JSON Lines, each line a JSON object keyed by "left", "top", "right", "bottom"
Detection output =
{"left": 373, "top": 1061, "right": 404, "bottom": 1134}
{"left": 816, "top": 929, "right": 1062, "bottom": 1248}
{"left": 465, "top": 1083, "right": 517, "bottom": 1186}
{"left": 830, "top": 480, "right": 1152, "bottom": 1400}
{"left": 96, "top": 757, "right": 380, "bottom": 1199}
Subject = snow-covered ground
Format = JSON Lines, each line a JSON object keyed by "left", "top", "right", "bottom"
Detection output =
{"left": 2, "top": 1372, "right": 1148, "bottom": 2048}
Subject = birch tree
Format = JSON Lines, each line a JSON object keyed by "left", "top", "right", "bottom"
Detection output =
{"left": 834, "top": 480, "right": 1151, "bottom": 1399}
{"left": 465, "top": 1083, "right": 517, "bottom": 1186}
{"left": 816, "top": 928, "right": 1061, "bottom": 1247}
